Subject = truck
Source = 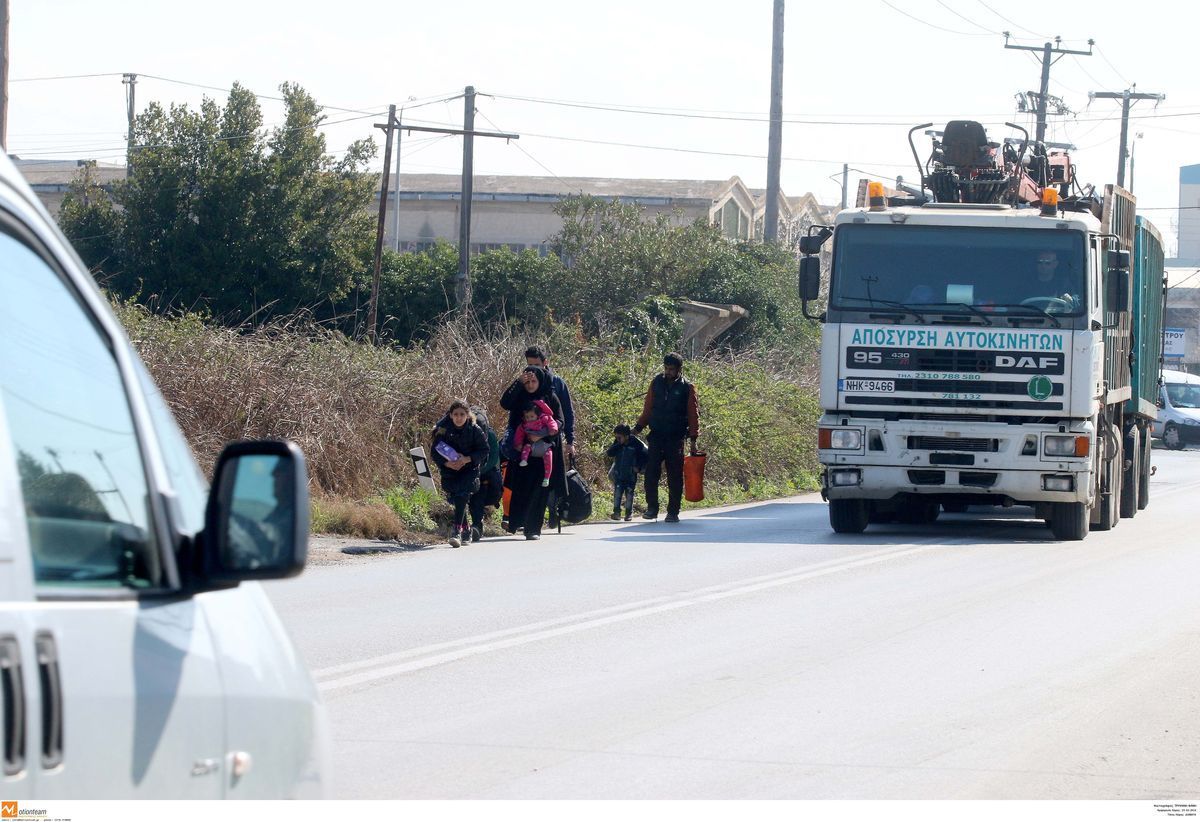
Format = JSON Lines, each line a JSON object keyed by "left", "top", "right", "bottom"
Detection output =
{"left": 798, "top": 119, "right": 1166, "bottom": 541}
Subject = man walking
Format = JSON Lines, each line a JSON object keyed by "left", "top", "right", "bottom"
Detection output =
{"left": 633, "top": 352, "right": 700, "bottom": 523}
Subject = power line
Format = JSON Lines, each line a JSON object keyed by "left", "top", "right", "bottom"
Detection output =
{"left": 879, "top": 0, "right": 992, "bottom": 36}
{"left": 477, "top": 108, "right": 564, "bottom": 182}
{"left": 1094, "top": 47, "right": 1132, "bottom": 88}
{"left": 11, "top": 71, "right": 124, "bottom": 82}
{"left": 934, "top": 0, "right": 1000, "bottom": 35}
{"left": 974, "top": 0, "right": 1046, "bottom": 39}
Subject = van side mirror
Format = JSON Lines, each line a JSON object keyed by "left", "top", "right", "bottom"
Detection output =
{"left": 1107, "top": 249, "right": 1131, "bottom": 270}
{"left": 799, "top": 256, "right": 821, "bottom": 300}
{"left": 201, "top": 440, "right": 309, "bottom": 585}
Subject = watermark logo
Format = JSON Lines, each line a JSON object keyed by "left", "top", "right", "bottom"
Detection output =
{"left": 1, "top": 802, "right": 16, "bottom": 819}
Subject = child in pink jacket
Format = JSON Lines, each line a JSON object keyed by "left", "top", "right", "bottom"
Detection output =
{"left": 515, "top": 399, "right": 559, "bottom": 487}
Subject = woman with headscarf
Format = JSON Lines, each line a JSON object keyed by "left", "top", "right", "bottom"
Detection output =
{"left": 500, "top": 365, "right": 565, "bottom": 540}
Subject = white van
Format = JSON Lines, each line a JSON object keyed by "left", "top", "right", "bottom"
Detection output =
{"left": 0, "top": 155, "right": 328, "bottom": 797}
{"left": 1151, "top": 369, "right": 1200, "bottom": 450}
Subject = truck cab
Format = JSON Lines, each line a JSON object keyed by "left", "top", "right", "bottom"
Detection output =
{"left": 802, "top": 188, "right": 1148, "bottom": 540}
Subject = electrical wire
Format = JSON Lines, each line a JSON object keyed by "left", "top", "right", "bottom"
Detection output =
{"left": 477, "top": 109, "right": 565, "bottom": 183}
{"left": 879, "top": 0, "right": 992, "bottom": 36}
{"left": 935, "top": 0, "right": 1001, "bottom": 35}
{"left": 10, "top": 72, "right": 125, "bottom": 82}
{"left": 974, "top": 0, "right": 1047, "bottom": 39}
{"left": 1094, "top": 47, "right": 1133, "bottom": 89}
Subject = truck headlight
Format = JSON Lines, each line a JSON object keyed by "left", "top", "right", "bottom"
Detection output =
{"left": 818, "top": 428, "right": 862, "bottom": 450}
{"left": 1044, "top": 434, "right": 1089, "bottom": 457}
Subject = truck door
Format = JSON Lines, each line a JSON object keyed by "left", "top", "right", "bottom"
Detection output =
{"left": 0, "top": 217, "right": 225, "bottom": 798}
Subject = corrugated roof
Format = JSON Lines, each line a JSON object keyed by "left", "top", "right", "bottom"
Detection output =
{"left": 386, "top": 173, "right": 740, "bottom": 201}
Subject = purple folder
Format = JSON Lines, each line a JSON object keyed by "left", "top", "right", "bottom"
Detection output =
{"left": 435, "top": 441, "right": 462, "bottom": 462}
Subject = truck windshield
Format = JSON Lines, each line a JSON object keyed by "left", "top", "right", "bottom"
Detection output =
{"left": 831, "top": 224, "right": 1087, "bottom": 318}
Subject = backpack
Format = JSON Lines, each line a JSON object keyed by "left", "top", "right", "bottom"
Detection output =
{"left": 558, "top": 461, "right": 593, "bottom": 525}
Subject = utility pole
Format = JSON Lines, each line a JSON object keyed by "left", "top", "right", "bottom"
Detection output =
{"left": 763, "top": 0, "right": 784, "bottom": 243}
{"left": 457, "top": 86, "right": 477, "bottom": 306}
{"left": 367, "top": 91, "right": 518, "bottom": 330}
{"left": 122, "top": 73, "right": 138, "bottom": 173}
{"left": 1089, "top": 89, "right": 1165, "bottom": 188}
{"left": 841, "top": 163, "right": 849, "bottom": 210}
{"left": 0, "top": 0, "right": 9, "bottom": 151}
{"left": 391, "top": 120, "right": 402, "bottom": 252}
{"left": 367, "top": 103, "right": 397, "bottom": 342}
{"left": 1004, "top": 34, "right": 1092, "bottom": 143}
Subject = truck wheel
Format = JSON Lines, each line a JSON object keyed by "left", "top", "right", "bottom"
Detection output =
{"left": 1138, "top": 433, "right": 1151, "bottom": 510}
{"left": 1049, "top": 502, "right": 1089, "bottom": 541}
{"left": 1120, "top": 430, "right": 1139, "bottom": 519}
{"left": 829, "top": 499, "right": 869, "bottom": 534}
{"left": 1163, "top": 423, "right": 1184, "bottom": 450}
{"left": 1093, "top": 435, "right": 1121, "bottom": 532}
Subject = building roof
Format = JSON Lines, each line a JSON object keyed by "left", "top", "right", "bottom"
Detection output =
{"left": 12, "top": 158, "right": 126, "bottom": 186}
{"left": 385, "top": 173, "right": 747, "bottom": 202}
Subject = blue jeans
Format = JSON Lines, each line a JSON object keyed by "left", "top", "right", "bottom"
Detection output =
{"left": 613, "top": 480, "right": 637, "bottom": 515}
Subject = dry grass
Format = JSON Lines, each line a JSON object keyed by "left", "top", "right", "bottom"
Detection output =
{"left": 116, "top": 300, "right": 822, "bottom": 523}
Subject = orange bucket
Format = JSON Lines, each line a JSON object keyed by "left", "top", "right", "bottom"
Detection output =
{"left": 684, "top": 453, "right": 707, "bottom": 503}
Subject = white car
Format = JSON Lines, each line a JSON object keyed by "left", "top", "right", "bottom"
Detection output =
{"left": 1151, "top": 369, "right": 1200, "bottom": 450}
{"left": 0, "top": 154, "right": 328, "bottom": 797}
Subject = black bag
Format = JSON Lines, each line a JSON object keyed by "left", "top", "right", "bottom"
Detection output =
{"left": 558, "top": 461, "right": 593, "bottom": 524}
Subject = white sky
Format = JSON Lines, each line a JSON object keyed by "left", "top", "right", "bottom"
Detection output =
{"left": 9, "top": 0, "right": 1197, "bottom": 252}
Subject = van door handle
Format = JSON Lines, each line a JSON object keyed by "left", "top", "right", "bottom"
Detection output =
{"left": 0, "top": 636, "right": 25, "bottom": 775}
{"left": 35, "top": 633, "right": 63, "bottom": 769}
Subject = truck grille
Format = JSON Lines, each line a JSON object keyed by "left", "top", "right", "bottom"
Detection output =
{"left": 960, "top": 472, "right": 998, "bottom": 488}
{"left": 907, "top": 436, "right": 997, "bottom": 452}
{"left": 908, "top": 470, "right": 946, "bottom": 485}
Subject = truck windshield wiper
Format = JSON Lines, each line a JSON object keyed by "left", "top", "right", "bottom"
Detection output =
{"left": 915, "top": 302, "right": 994, "bottom": 326}
{"left": 835, "top": 296, "right": 927, "bottom": 323}
{"left": 989, "top": 303, "right": 1062, "bottom": 328}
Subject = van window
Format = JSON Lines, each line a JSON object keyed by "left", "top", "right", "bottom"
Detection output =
{"left": 0, "top": 231, "right": 161, "bottom": 589}
{"left": 1165, "top": 382, "right": 1200, "bottom": 409}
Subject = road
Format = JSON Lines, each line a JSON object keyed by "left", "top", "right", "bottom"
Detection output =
{"left": 268, "top": 449, "right": 1200, "bottom": 799}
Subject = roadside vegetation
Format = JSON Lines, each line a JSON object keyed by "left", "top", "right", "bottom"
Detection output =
{"left": 63, "top": 82, "right": 825, "bottom": 541}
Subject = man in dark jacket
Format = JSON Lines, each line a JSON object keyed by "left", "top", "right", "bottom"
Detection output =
{"left": 633, "top": 352, "right": 700, "bottom": 523}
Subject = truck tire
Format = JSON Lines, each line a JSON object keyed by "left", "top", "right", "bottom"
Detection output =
{"left": 1093, "top": 435, "right": 1121, "bottom": 532}
{"left": 1049, "top": 501, "right": 1089, "bottom": 541}
{"left": 1138, "top": 433, "right": 1151, "bottom": 510}
{"left": 829, "top": 499, "right": 869, "bottom": 534}
{"left": 1163, "top": 423, "right": 1184, "bottom": 450}
{"left": 1120, "top": 429, "right": 1139, "bottom": 519}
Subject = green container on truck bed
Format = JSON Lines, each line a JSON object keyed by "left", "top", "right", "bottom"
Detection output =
{"left": 1127, "top": 215, "right": 1166, "bottom": 419}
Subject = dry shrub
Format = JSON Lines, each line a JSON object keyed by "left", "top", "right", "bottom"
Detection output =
{"left": 116, "top": 300, "right": 822, "bottom": 504}
{"left": 310, "top": 496, "right": 413, "bottom": 541}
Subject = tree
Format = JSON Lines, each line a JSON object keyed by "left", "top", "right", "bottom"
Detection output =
{"left": 59, "top": 83, "right": 377, "bottom": 323}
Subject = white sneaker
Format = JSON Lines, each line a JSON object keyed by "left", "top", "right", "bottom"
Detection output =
{"left": 519, "top": 459, "right": 528, "bottom": 467}
{"left": 541, "top": 478, "right": 550, "bottom": 487}
{"left": 448, "top": 532, "right": 461, "bottom": 548}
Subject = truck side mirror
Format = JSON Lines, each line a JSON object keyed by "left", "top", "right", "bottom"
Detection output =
{"left": 799, "top": 227, "right": 832, "bottom": 255}
{"left": 799, "top": 256, "right": 821, "bottom": 300}
{"left": 201, "top": 439, "right": 309, "bottom": 586}
{"left": 1106, "top": 268, "right": 1130, "bottom": 312}
{"left": 1107, "top": 249, "right": 1130, "bottom": 270}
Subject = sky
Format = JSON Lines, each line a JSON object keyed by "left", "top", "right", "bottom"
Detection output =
{"left": 9, "top": 0, "right": 1198, "bottom": 253}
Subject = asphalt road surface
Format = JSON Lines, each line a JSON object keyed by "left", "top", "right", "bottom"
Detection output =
{"left": 268, "top": 449, "right": 1200, "bottom": 799}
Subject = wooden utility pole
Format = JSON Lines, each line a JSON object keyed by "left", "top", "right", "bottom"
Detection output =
{"left": 763, "top": 0, "right": 784, "bottom": 243}
{"left": 122, "top": 73, "right": 138, "bottom": 172}
{"left": 1004, "top": 35, "right": 1092, "bottom": 143}
{"left": 0, "top": 0, "right": 9, "bottom": 150}
{"left": 366, "top": 94, "right": 518, "bottom": 333}
{"left": 456, "top": 86, "right": 477, "bottom": 307}
{"left": 1089, "top": 88, "right": 1165, "bottom": 188}
{"left": 367, "top": 103, "right": 397, "bottom": 342}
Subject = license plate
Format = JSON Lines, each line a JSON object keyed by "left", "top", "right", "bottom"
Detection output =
{"left": 842, "top": 379, "right": 895, "bottom": 393}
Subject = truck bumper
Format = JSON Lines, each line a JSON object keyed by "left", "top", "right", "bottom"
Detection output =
{"left": 818, "top": 415, "right": 1095, "bottom": 506}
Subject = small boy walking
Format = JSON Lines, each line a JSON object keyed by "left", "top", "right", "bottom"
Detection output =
{"left": 606, "top": 424, "right": 647, "bottom": 521}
